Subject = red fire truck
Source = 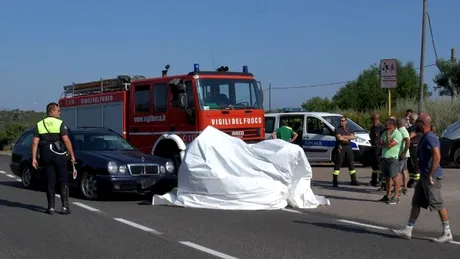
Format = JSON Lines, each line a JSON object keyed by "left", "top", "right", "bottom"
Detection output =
{"left": 58, "top": 64, "right": 265, "bottom": 171}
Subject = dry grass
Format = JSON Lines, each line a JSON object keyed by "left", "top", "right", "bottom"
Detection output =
{"left": 335, "top": 97, "right": 460, "bottom": 134}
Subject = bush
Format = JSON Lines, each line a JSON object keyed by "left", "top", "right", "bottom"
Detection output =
{"left": 332, "top": 98, "right": 460, "bottom": 134}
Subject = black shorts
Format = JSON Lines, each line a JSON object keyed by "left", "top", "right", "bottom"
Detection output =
{"left": 411, "top": 176, "right": 445, "bottom": 211}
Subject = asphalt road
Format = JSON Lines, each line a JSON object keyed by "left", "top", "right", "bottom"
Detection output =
{"left": 0, "top": 154, "right": 459, "bottom": 259}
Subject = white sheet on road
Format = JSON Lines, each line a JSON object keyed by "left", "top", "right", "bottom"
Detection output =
{"left": 152, "top": 126, "right": 330, "bottom": 210}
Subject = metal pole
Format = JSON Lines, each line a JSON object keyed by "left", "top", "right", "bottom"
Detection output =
{"left": 268, "top": 81, "right": 272, "bottom": 111}
{"left": 418, "top": 0, "right": 427, "bottom": 114}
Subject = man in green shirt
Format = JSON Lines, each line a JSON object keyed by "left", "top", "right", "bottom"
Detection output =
{"left": 272, "top": 120, "right": 298, "bottom": 143}
{"left": 397, "top": 118, "right": 411, "bottom": 195}
{"left": 379, "top": 118, "right": 403, "bottom": 204}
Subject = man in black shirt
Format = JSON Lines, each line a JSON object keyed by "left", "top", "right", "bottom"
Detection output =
{"left": 332, "top": 116, "right": 360, "bottom": 187}
{"left": 369, "top": 113, "right": 386, "bottom": 187}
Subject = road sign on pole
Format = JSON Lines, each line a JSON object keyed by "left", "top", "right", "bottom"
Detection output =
{"left": 380, "top": 58, "right": 398, "bottom": 116}
{"left": 380, "top": 59, "right": 398, "bottom": 88}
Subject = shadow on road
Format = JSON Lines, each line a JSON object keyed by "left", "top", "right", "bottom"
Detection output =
{"left": 323, "top": 195, "right": 379, "bottom": 203}
{"left": 312, "top": 180, "right": 379, "bottom": 194}
{"left": 293, "top": 220, "right": 403, "bottom": 239}
{"left": 0, "top": 198, "right": 46, "bottom": 213}
{"left": 0, "top": 180, "right": 147, "bottom": 202}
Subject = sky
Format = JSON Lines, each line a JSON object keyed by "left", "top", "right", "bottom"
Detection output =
{"left": 1, "top": 0, "right": 458, "bottom": 111}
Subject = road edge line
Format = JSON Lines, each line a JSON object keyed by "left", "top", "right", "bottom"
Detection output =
{"left": 113, "top": 218, "right": 162, "bottom": 235}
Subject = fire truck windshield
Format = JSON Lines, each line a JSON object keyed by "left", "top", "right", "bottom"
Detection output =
{"left": 196, "top": 78, "right": 263, "bottom": 110}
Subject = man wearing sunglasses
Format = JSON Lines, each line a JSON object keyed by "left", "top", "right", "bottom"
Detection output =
{"left": 332, "top": 116, "right": 360, "bottom": 187}
{"left": 31, "top": 102, "right": 76, "bottom": 215}
{"left": 392, "top": 113, "right": 453, "bottom": 243}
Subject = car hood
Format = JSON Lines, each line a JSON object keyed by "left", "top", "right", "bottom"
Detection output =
{"left": 78, "top": 150, "right": 166, "bottom": 164}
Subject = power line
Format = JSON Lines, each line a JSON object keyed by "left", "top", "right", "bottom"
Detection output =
{"left": 426, "top": 12, "right": 439, "bottom": 63}
{"left": 264, "top": 62, "right": 437, "bottom": 91}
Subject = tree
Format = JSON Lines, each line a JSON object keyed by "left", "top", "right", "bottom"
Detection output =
{"left": 0, "top": 123, "right": 28, "bottom": 150}
{"left": 301, "top": 96, "right": 336, "bottom": 112}
{"left": 433, "top": 58, "right": 460, "bottom": 98}
{"left": 332, "top": 60, "right": 431, "bottom": 111}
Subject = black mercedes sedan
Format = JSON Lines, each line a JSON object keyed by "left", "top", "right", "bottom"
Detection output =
{"left": 9, "top": 127, "right": 177, "bottom": 200}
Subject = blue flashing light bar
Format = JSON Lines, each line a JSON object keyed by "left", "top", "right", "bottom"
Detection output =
{"left": 282, "top": 107, "right": 305, "bottom": 112}
{"left": 194, "top": 63, "right": 200, "bottom": 72}
{"left": 242, "top": 65, "right": 248, "bottom": 73}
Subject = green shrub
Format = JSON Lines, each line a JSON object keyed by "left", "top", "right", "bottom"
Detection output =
{"left": 332, "top": 98, "right": 460, "bottom": 134}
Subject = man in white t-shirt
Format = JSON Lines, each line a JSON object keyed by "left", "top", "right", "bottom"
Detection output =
{"left": 397, "top": 118, "right": 411, "bottom": 195}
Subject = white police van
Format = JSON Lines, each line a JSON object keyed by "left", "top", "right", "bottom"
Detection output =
{"left": 265, "top": 111, "right": 373, "bottom": 165}
{"left": 440, "top": 120, "right": 460, "bottom": 168}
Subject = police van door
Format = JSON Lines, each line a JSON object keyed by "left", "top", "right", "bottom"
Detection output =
{"left": 278, "top": 114, "right": 304, "bottom": 144}
{"left": 264, "top": 115, "right": 278, "bottom": 139}
{"left": 303, "top": 116, "right": 336, "bottom": 162}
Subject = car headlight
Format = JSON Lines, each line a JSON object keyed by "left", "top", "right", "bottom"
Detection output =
{"left": 107, "top": 161, "right": 127, "bottom": 174}
{"left": 165, "top": 161, "right": 175, "bottom": 173}
{"left": 118, "top": 165, "right": 127, "bottom": 174}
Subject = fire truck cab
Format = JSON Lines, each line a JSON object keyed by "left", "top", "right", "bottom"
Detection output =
{"left": 59, "top": 64, "right": 265, "bottom": 172}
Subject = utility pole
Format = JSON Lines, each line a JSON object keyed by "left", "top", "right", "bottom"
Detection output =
{"left": 418, "top": 0, "right": 427, "bottom": 114}
{"left": 268, "top": 81, "right": 272, "bottom": 111}
{"left": 451, "top": 48, "right": 456, "bottom": 63}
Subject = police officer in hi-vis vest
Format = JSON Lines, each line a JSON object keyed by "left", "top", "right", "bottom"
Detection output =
{"left": 31, "top": 102, "right": 76, "bottom": 215}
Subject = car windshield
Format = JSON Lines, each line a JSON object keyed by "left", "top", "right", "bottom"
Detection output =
{"left": 196, "top": 78, "right": 263, "bottom": 110}
{"left": 322, "top": 115, "right": 367, "bottom": 133}
{"left": 72, "top": 132, "right": 135, "bottom": 151}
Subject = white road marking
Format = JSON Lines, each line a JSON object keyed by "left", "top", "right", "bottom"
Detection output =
{"left": 179, "top": 241, "right": 239, "bottom": 259}
{"left": 113, "top": 218, "right": 162, "bottom": 235}
{"left": 15, "top": 178, "right": 21, "bottom": 182}
{"left": 282, "top": 208, "right": 303, "bottom": 214}
{"left": 337, "top": 219, "right": 389, "bottom": 230}
{"left": 337, "top": 219, "right": 460, "bottom": 245}
{"left": 72, "top": 202, "right": 101, "bottom": 212}
{"left": 6, "top": 174, "right": 16, "bottom": 179}
{"left": 55, "top": 194, "right": 61, "bottom": 198}
{"left": 0, "top": 170, "right": 6, "bottom": 174}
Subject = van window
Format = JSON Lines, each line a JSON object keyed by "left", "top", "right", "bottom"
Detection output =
{"left": 322, "top": 115, "right": 366, "bottom": 133}
{"left": 307, "top": 117, "right": 332, "bottom": 135}
{"left": 153, "top": 84, "right": 167, "bottom": 112}
{"left": 135, "top": 85, "right": 151, "bottom": 113}
{"left": 265, "top": 117, "right": 276, "bottom": 133}
{"left": 185, "top": 81, "right": 195, "bottom": 108}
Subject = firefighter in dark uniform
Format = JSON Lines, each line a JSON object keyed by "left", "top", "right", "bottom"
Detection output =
{"left": 31, "top": 102, "right": 76, "bottom": 215}
{"left": 369, "top": 113, "right": 385, "bottom": 187}
{"left": 407, "top": 124, "right": 421, "bottom": 188}
{"left": 332, "top": 116, "right": 360, "bottom": 187}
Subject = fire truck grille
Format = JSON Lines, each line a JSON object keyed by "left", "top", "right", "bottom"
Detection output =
{"left": 128, "top": 164, "right": 159, "bottom": 175}
{"left": 221, "top": 128, "right": 260, "bottom": 138}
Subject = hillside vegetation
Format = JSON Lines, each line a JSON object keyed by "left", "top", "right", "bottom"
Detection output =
{"left": 0, "top": 109, "right": 45, "bottom": 150}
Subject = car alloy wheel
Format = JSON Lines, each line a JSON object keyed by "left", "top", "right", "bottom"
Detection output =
{"left": 453, "top": 148, "right": 460, "bottom": 168}
{"left": 80, "top": 173, "right": 98, "bottom": 200}
{"left": 21, "top": 166, "right": 32, "bottom": 188}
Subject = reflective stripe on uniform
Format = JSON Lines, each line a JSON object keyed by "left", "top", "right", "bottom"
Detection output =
{"left": 37, "top": 117, "right": 63, "bottom": 134}
{"left": 410, "top": 173, "right": 420, "bottom": 180}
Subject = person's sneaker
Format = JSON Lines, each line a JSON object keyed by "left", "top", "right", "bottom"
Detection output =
{"left": 46, "top": 208, "right": 55, "bottom": 215}
{"left": 432, "top": 232, "right": 453, "bottom": 243}
{"left": 386, "top": 196, "right": 399, "bottom": 205}
{"left": 402, "top": 188, "right": 408, "bottom": 195}
{"left": 378, "top": 195, "right": 389, "bottom": 202}
{"left": 392, "top": 227, "right": 412, "bottom": 239}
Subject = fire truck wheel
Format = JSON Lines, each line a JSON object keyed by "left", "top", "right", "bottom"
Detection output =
{"left": 79, "top": 172, "right": 99, "bottom": 200}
